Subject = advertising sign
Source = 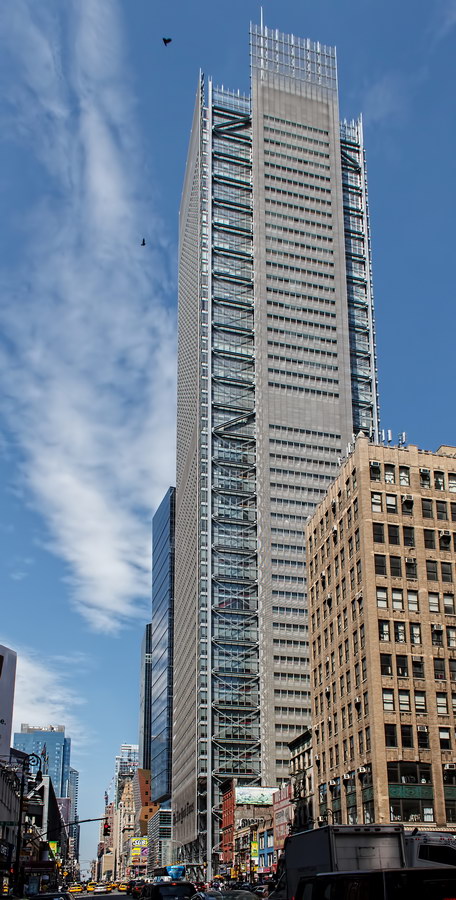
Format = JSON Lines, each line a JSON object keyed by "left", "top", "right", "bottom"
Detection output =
{"left": 166, "top": 866, "right": 185, "bottom": 879}
{"left": 48, "top": 842, "right": 59, "bottom": 859}
{"left": 235, "top": 787, "right": 275, "bottom": 806}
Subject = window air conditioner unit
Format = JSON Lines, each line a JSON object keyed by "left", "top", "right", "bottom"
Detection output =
{"left": 420, "top": 468, "right": 430, "bottom": 475}
{"left": 371, "top": 461, "right": 380, "bottom": 469}
{"left": 354, "top": 696, "right": 361, "bottom": 705}
{"left": 357, "top": 766, "right": 367, "bottom": 774}
{"left": 417, "top": 726, "right": 428, "bottom": 733}
{"left": 315, "top": 755, "right": 320, "bottom": 763}
{"left": 329, "top": 779, "right": 337, "bottom": 787}
{"left": 405, "top": 558, "right": 415, "bottom": 564}
{"left": 343, "top": 773, "right": 351, "bottom": 782}
{"left": 432, "top": 623, "right": 443, "bottom": 631}
{"left": 317, "top": 816, "right": 326, "bottom": 824}
{"left": 326, "top": 593, "right": 333, "bottom": 603}
{"left": 402, "top": 495, "right": 413, "bottom": 501}
{"left": 440, "top": 530, "right": 451, "bottom": 538}
{"left": 332, "top": 525, "right": 338, "bottom": 533}
{"left": 325, "top": 686, "right": 331, "bottom": 694}
{"left": 444, "top": 763, "right": 456, "bottom": 771}
{"left": 412, "top": 656, "right": 422, "bottom": 663}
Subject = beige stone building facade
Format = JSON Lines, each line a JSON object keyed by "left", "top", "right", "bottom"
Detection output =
{"left": 306, "top": 436, "right": 456, "bottom": 829}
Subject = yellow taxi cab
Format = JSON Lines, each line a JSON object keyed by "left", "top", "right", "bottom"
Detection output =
{"left": 105, "top": 887, "right": 113, "bottom": 894}
{"left": 87, "top": 884, "right": 97, "bottom": 893}
{"left": 118, "top": 885, "right": 128, "bottom": 893}
{"left": 68, "top": 886, "right": 84, "bottom": 894}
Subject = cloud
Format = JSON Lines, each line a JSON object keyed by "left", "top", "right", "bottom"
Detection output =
{"left": 431, "top": 0, "right": 456, "bottom": 43}
{"left": 0, "top": 1, "right": 176, "bottom": 631}
{"left": 361, "top": 72, "right": 410, "bottom": 127}
{"left": 2, "top": 638, "right": 87, "bottom": 747}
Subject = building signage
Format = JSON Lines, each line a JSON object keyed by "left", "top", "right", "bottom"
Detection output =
{"left": 235, "top": 787, "right": 275, "bottom": 806}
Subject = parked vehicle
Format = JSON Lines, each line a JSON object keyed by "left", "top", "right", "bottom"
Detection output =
{"left": 404, "top": 828, "right": 456, "bottom": 867}
{"left": 269, "top": 824, "right": 406, "bottom": 900}
{"left": 141, "top": 882, "right": 196, "bottom": 900}
{"left": 295, "top": 866, "right": 456, "bottom": 900}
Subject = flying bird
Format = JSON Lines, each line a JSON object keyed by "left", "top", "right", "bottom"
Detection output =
{"left": 162, "top": 37, "right": 172, "bottom": 46}
{"left": 141, "top": 238, "right": 146, "bottom": 246}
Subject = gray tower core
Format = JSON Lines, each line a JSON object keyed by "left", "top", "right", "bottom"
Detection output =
{"left": 173, "top": 23, "right": 379, "bottom": 874}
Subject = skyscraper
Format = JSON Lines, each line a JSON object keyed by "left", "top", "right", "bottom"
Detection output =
{"left": 13, "top": 724, "right": 71, "bottom": 797}
{"left": 150, "top": 487, "right": 175, "bottom": 806}
{"left": 114, "top": 743, "right": 139, "bottom": 808}
{"left": 139, "top": 623, "right": 153, "bottom": 770}
{"left": 68, "top": 766, "right": 80, "bottom": 861}
{"left": 174, "top": 23, "right": 379, "bottom": 868}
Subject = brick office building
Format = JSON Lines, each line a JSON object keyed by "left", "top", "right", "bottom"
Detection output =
{"left": 306, "top": 435, "right": 456, "bottom": 828}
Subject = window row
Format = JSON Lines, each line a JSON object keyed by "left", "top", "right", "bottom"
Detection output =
{"left": 385, "top": 722, "right": 455, "bottom": 751}
{"left": 374, "top": 554, "right": 453, "bottom": 582}
{"left": 382, "top": 687, "right": 456, "bottom": 715}
{"left": 380, "top": 652, "right": 456, "bottom": 681}
{"left": 371, "top": 492, "right": 414, "bottom": 515}
{"left": 371, "top": 493, "right": 456, "bottom": 521}
{"left": 373, "top": 522, "right": 456, "bottom": 551}
{"left": 369, "top": 461, "right": 411, "bottom": 485}
{"left": 378, "top": 619, "right": 424, "bottom": 644}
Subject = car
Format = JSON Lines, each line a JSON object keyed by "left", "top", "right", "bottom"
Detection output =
{"left": 118, "top": 886, "right": 128, "bottom": 894}
{"left": 141, "top": 883, "right": 196, "bottom": 900}
{"left": 29, "top": 893, "right": 71, "bottom": 900}
{"left": 131, "top": 881, "right": 146, "bottom": 899}
{"left": 87, "top": 885, "right": 97, "bottom": 893}
{"left": 68, "top": 888, "right": 84, "bottom": 895}
{"left": 126, "top": 883, "right": 137, "bottom": 896}
{"left": 93, "top": 886, "right": 110, "bottom": 895}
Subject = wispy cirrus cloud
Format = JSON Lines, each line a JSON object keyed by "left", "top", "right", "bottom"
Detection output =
{"left": 431, "top": 0, "right": 456, "bottom": 42}
{"left": 0, "top": 1, "right": 176, "bottom": 631}
{"left": 2, "top": 637, "right": 87, "bottom": 747}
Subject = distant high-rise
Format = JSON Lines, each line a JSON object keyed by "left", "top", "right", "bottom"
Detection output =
{"left": 139, "top": 624, "right": 153, "bottom": 770}
{"left": 174, "top": 23, "right": 379, "bottom": 867}
{"left": 114, "top": 743, "right": 139, "bottom": 808}
{"left": 150, "top": 487, "right": 175, "bottom": 806}
{"left": 68, "top": 766, "right": 80, "bottom": 861}
{"left": 14, "top": 724, "right": 71, "bottom": 797}
{"left": 0, "top": 645, "right": 16, "bottom": 758}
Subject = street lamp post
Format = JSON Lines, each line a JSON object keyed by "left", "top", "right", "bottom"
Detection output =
{"left": 13, "top": 753, "right": 43, "bottom": 896}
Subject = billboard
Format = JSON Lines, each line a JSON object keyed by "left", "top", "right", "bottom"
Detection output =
{"left": 235, "top": 787, "right": 275, "bottom": 806}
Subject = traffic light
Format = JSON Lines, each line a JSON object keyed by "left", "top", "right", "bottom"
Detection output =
{"left": 103, "top": 820, "right": 110, "bottom": 836}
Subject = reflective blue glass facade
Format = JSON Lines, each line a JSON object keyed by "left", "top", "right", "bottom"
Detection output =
{"left": 151, "top": 487, "right": 175, "bottom": 805}
{"left": 13, "top": 726, "right": 71, "bottom": 797}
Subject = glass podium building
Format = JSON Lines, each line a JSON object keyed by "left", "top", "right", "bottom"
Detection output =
{"left": 173, "top": 23, "right": 379, "bottom": 869}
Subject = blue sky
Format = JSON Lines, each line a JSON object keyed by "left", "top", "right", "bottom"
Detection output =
{"left": 0, "top": 0, "right": 455, "bottom": 874}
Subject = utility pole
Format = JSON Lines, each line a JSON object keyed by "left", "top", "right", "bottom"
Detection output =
{"left": 13, "top": 753, "right": 42, "bottom": 896}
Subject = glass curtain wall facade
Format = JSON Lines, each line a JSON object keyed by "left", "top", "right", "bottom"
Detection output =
{"left": 174, "top": 23, "right": 379, "bottom": 871}
{"left": 139, "top": 623, "right": 153, "bottom": 770}
{"left": 151, "top": 487, "right": 175, "bottom": 805}
{"left": 13, "top": 725, "right": 71, "bottom": 798}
